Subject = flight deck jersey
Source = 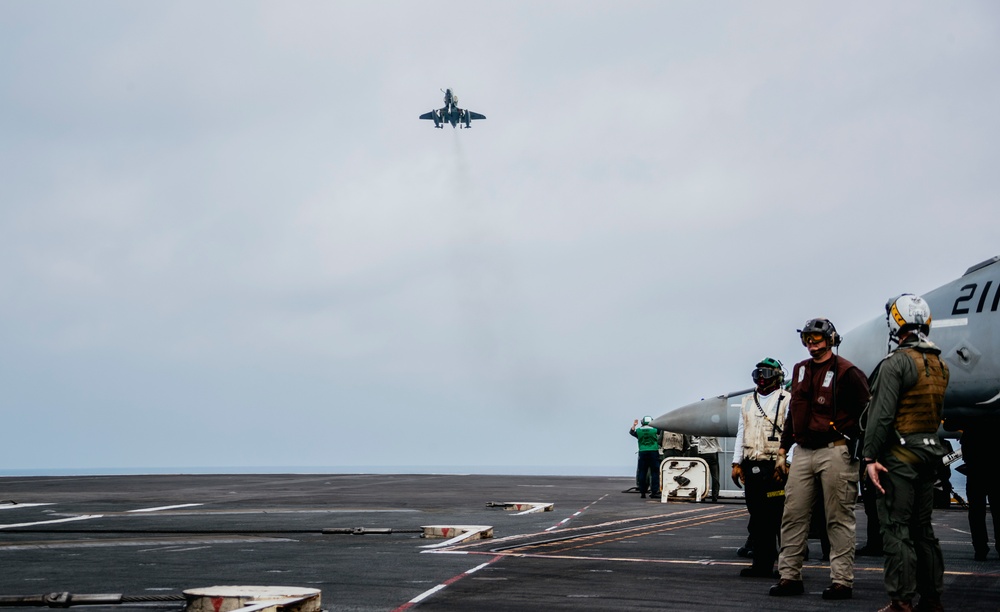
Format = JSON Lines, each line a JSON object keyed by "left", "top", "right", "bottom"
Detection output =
{"left": 633, "top": 425, "right": 660, "bottom": 452}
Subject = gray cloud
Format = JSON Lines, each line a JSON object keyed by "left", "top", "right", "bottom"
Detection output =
{"left": 1, "top": 1, "right": 998, "bottom": 473}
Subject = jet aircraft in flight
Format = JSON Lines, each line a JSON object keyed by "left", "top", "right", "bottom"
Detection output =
{"left": 652, "top": 255, "right": 1000, "bottom": 437}
{"left": 419, "top": 88, "right": 486, "bottom": 129}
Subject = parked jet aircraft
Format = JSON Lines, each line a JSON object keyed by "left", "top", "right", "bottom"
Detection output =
{"left": 419, "top": 88, "right": 486, "bottom": 129}
{"left": 651, "top": 255, "right": 1000, "bottom": 436}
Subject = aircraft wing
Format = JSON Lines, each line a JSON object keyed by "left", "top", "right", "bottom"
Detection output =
{"left": 419, "top": 109, "right": 444, "bottom": 128}
{"left": 467, "top": 111, "right": 486, "bottom": 121}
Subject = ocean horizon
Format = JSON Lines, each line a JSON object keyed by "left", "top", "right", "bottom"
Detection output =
{"left": 0, "top": 465, "right": 636, "bottom": 478}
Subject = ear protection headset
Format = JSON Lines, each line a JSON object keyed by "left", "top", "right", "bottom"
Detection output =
{"left": 797, "top": 318, "right": 841, "bottom": 347}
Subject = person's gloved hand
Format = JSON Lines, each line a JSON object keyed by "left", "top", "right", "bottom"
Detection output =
{"left": 731, "top": 464, "right": 744, "bottom": 488}
{"left": 774, "top": 448, "right": 789, "bottom": 480}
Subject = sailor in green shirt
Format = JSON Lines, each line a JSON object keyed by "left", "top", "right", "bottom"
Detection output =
{"left": 630, "top": 416, "right": 661, "bottom": 499}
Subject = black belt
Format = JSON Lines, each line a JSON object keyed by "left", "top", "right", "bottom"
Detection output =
{"left": 800, "top": 438, "right": 847, "bottom": 450}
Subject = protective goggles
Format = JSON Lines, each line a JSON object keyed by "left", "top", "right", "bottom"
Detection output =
{"left": 800, "top": 332, "right": 826, "bottom": 346}
{"left": 751, "top": 367, "right": 781, "bottom": 383}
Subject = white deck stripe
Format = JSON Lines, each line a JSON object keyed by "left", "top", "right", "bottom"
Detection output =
{"left": 465, "top": 561, "right": 491, "bottom": 574}
{"left": 1, "top": 537, "right": 291, "bottom": 551}
{"left": 409, "top": 584, "right": 447, "bottom": 604}
{"left": 127, "top": 503, "right": 203, "bottom": 513}
{"left": 0, "top": 514, "right": 103, "bottom": 530}
{"left": 0, "top": 503, "right": 53, "bottom": 511}
{"left": 404, "top": 557, "right": 499, "bottom": 607}
{"left": 544, "top": 493, "right": 606, "bottom": 532}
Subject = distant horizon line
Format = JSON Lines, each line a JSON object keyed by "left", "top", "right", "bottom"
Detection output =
{"left": 0, "top": 465, "right": 635, "bottom": 478}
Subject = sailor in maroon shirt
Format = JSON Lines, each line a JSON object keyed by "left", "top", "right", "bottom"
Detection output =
{"left": 769, "top": 318, "right": 870, "bottom": 601}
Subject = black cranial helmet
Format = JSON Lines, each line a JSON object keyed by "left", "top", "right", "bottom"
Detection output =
{"left": 797, "top": 318, "right": 840, "bottom": 347}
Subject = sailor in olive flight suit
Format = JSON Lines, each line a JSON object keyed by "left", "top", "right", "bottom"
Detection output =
{"left": 864, "top": 294, "right": 949, "bottom": 612}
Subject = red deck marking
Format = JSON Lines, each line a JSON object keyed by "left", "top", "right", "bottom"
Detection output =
{"left": 391, "top": 555, "right": 502, "bottom": 611}
{"left": 545, "top": 493, "right": 607, "bottom": 532}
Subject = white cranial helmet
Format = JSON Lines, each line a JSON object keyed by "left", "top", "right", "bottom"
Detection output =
{"left": 886, "top": 293, "right": 931, "bottom": 341}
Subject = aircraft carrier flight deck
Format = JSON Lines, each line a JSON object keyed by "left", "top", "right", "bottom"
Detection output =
{"left": 1, "top": 473, "right": 997, "bottom": 611}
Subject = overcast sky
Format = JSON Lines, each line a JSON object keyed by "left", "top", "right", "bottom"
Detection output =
{"left": 1, "top": 2, "right": 998, "bottom": 475}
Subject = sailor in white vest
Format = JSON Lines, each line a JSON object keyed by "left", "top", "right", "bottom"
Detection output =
{"left": 733, "top": 357, "right": 791, "bottom": 578}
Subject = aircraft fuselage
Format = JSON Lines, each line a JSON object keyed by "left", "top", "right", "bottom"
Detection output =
{"left": 652, "top": 256, "right": 1000, "bottom": 436}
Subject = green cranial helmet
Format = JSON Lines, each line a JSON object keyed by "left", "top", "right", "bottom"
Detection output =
{"left": 756, "top": 357, "right": 783, "bottom": 370}
{"left": 752, "top": 357, "right": 784, "bottom": 386}
{"left": 641, "top": 416, "right": 653, "bottom": 426}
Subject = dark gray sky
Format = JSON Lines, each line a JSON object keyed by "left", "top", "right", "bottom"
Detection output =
{"left": 1, "top": 2, "right": 998, "bottom": 473}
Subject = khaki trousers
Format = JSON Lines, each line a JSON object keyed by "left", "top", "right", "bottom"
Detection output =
{"left": 777, "top": 444, "right": 859, "bottom": 586}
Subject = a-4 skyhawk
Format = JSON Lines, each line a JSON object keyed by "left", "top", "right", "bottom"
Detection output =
{"left": 419, "top": 88, "right": 486, "bottom": 129}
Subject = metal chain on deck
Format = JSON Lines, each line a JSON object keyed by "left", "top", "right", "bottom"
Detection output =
{"left": 0, "top": 592, "right": 185, "bottom": 607}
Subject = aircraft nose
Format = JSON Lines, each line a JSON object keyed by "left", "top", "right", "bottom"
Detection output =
{"left": 649, "top": 394, "right": 741, "bottom": 437}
